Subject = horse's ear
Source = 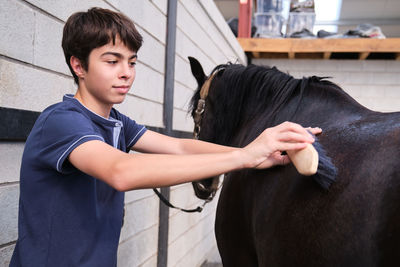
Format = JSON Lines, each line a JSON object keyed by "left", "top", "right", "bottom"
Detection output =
{"left": 188, "top": 56, "right": 206, "bottom": 86}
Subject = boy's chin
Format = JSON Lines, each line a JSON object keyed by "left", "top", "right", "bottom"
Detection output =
{"left": 114, "top": 99, "right": 125, "bottom": 105}
{"left": 113, "top": 94, "right": 127, "bottom": 104}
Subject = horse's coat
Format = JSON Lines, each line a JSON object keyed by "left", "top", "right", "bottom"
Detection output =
{"left": 189, "top": 57, "right": 400, "bottom": 267}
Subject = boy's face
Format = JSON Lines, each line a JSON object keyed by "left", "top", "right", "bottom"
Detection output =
{"left": 78, "top": 37, "right": 137, "bottom": 111}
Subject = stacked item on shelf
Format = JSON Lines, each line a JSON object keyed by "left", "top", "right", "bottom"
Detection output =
{"left": 286, "top": 0, "right": 316, "bottom": 38}
{"left": 317, "top": 23, "right": 386, "bottom": 39}
{"left": 254, "top": 0, "right": 285, "bottom": 38}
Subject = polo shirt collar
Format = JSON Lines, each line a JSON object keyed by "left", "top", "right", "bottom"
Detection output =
{"left": 63, "top": 94, "right": 122, "bottom": 127}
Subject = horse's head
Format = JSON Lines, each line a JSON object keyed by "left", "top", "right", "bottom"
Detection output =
{"left": 187, "top": 56, "right": 285, "bottom": 199}
{"left": 188, "top": 56, "right": 227, "bottom": 200}
{"left": 187, "top": 56, "right": 298, "bottom": 199}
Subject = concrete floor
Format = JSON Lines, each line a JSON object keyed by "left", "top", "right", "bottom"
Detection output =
{"left": 201, "top": 262, "right": 223, "bottom": 267}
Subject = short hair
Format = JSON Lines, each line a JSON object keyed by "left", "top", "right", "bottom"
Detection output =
{"left": 62, "top": 7, "right": 143, "bottom": 84}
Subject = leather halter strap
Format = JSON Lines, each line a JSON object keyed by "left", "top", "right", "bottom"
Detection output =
{"left": 200, "top": 69, "right": 219, "bottom": 99}
{"left": 193, "top": 68, "right": 223, "bottom": 139}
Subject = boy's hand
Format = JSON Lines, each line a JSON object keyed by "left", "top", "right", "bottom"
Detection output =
{"left": 240, "top": 122, "right": 321, "bottom": 169}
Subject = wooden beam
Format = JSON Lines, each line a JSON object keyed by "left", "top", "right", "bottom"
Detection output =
{"left": 238, "top": 0, "right": 252, "bottom": 38}
{"left": 288, "top": 52, "right": 295, "bottom": 59}
{"left": 396, "top": 53, "right": 400, "bottom": 61}
{"left": 237, "top": 38, "right": 400, "bottom": 53}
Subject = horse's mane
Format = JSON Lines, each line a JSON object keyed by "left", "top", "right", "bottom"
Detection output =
{"left": 190, "top": 63, "right": 352, "bottom": 146}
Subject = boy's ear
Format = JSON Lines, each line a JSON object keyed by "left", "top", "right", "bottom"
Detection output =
{"left": 70, "top": 56, "right": 85, "bottom": 79}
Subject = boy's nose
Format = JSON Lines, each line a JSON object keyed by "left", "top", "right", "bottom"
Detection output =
{"left": 119, "top": 64, "right": 133, "bottom": 79}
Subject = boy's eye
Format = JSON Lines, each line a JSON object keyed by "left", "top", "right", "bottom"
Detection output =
{"left": 129, "top": 62, "right": 136, "bottom": 66}
{"left": 107, "top": 60, "right": 117, "bottom": 64}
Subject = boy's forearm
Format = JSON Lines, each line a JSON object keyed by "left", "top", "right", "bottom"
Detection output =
{"left": 178, "top": 138, "right": 237, "bottom": 155}
{"left": 113, "top": 149, "right": 244, "bottom": 191}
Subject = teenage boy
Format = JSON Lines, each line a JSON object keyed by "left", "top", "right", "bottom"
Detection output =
{"left": 10, "top": 7, "right": 321, "bottom": 267}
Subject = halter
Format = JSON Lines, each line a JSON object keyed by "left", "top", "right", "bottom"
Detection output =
{"left": 190, "top": 68, "right": 225, "bottom": 208}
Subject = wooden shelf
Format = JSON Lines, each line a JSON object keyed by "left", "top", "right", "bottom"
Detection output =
{"left": 237, "top": 38, "right": 400, "bottom": 60}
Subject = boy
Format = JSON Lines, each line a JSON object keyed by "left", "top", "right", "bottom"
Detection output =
{"left": 10, "top": 7, "right": 320, "bottom": 267}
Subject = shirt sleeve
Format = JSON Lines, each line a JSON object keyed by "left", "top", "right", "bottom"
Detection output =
{"left": 38, "top": 109, "right": 104, "bottom": 173}
{"left": 118, "top": 112, "right": 147, "bottom": 150}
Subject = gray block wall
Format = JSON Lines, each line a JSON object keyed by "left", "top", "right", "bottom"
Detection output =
{"left": 253, "top": 59, "right": 400, "bottom": 112}
{"left": 0, "top": 0, "right": 245, "bottom": 266}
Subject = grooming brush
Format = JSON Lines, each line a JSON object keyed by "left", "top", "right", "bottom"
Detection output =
{"left": 287, "top": 136, "right": 337, "bottom": 190}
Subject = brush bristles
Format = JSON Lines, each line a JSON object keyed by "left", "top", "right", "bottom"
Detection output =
{"left": 311, "top": 138, "right": 338, "bottom": 190}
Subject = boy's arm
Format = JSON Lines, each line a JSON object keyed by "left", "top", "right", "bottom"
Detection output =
{"left": 133, "top": 126, "right": 321, "bottom": 156}
{"left": 69, "top": 140, "right": 243, "bottom": 191}
{"left": 68, "top": 122, "right": 318, "bottom": 192}
{"left": 132, "top": 130, "right": 236, "bottom": 155}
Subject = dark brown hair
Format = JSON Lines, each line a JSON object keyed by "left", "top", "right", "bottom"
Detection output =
{"left": 62, "top": 7, "right": 143, "bottom": 84}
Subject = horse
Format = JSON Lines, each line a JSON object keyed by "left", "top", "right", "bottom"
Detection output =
{"left": 188, "top": 57, "right": 400, "bottom": 267}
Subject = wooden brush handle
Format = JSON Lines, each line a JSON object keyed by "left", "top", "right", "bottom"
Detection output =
{"left": 287, "top": 143, "right": 319, "bottom": 176}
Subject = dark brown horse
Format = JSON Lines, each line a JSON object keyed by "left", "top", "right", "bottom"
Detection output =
{"left": 188, "top": 57, "right": 400, "bottom": 267}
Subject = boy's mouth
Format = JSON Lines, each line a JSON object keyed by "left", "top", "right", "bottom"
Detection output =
{"left": 113, "top": 85, "right": 131, "bottom": 94}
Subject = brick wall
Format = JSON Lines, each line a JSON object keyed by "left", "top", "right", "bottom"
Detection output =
{"left": 0, "top": 0, "right": 245, "bottom": 266}
{"left": 253, "top": 59, "right": 400, "bottom": 112}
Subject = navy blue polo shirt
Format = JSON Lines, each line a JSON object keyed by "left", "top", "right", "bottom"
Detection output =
{"left": 10, "top": 95, "right": 146, "bottom": 267}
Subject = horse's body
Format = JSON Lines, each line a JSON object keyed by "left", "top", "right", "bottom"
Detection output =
{"left": 189, "top": 57, "right": 400, "bottom": 267}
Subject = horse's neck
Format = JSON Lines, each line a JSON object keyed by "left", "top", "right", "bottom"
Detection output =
{"left": 294, "top": 89, "right": 374, "bottom": 130}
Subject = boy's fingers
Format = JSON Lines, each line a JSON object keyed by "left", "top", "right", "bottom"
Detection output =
{"left": 278, "top": 131, "right": 314, "bottom": 143}
{"left": 274, "top": 154, "right": 291, "bottom": 166}
{"left": 277, "top": 121, "right": 304, "bottom": 133}
{"left": 275, "top": 141, "right": 308, "bottom": 152}
{"left": 277, "top": 122, "right": 316, "bottom": 138}
{"left": 255, "top": 153, "right": 291, "bottom": 169}
{"left": 306, "top": 127, "right": 322, "bottom": 135}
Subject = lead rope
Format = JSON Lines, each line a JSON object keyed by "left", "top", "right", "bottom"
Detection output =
{"left": 153, "top": 177, "right": 223, "bottom": 213}
{"left": 153, "top": 188, "right": 215, "bottom": 213}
